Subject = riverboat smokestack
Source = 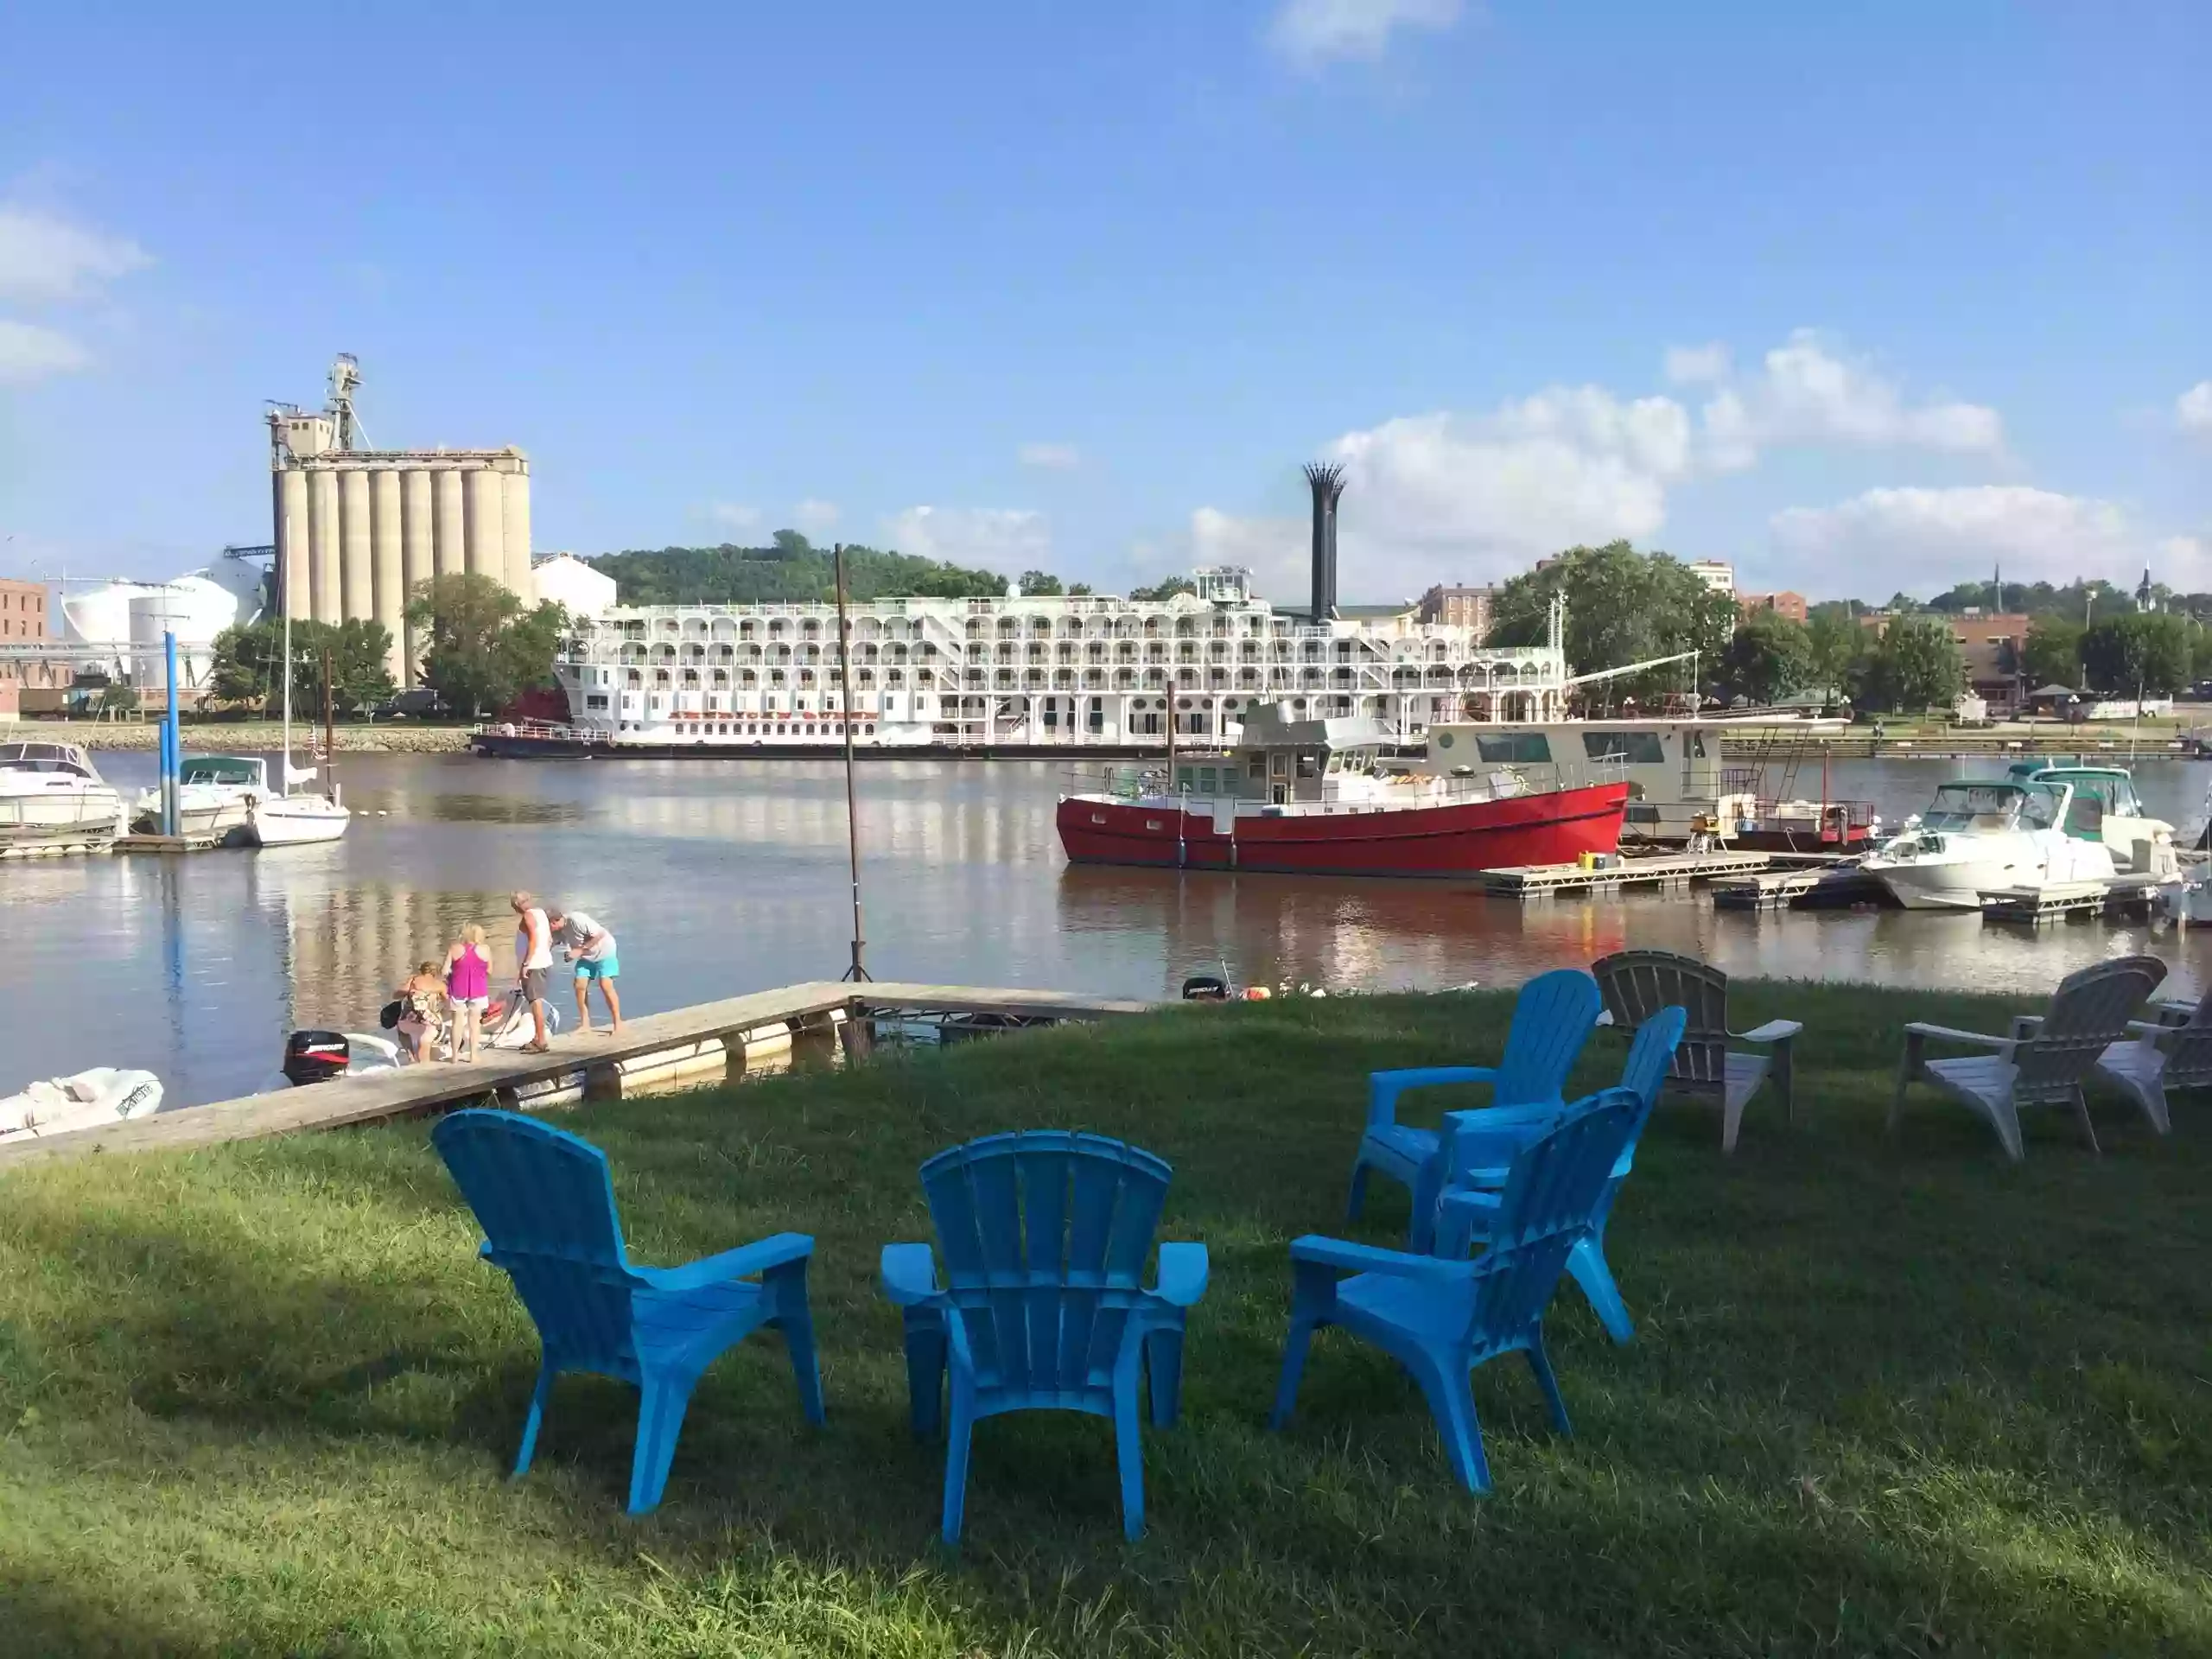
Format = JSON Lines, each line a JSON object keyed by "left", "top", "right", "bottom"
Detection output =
{"left": 1303, "top": 461, "right": 1345, "bottom": 623}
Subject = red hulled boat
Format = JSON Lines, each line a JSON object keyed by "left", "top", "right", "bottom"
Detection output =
{"left": 1056, "top": 709, "right": 1630, "bottom": 878}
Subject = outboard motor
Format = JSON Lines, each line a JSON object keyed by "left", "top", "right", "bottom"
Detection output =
{"left": 283, "top": 1030, "right": 353, "bottom": 1086}
{"left": 1180, "top": 975, "right": 1230, "bottom": 1001}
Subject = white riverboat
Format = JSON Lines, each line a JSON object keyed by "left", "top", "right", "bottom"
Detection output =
{"left": 0, "top": 740, "right": 124, "bottom": 854}
{"left": 482, "top": 565, "right": 1567, "bottom": 757}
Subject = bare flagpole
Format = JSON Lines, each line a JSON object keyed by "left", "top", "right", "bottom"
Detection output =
{"left": 834, "top": 543, "right": 870, "bottom": 982}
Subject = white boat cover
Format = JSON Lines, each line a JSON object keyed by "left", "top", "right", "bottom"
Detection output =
{"left": 0, "top": 1068, "right": 165, "bottom": 1138}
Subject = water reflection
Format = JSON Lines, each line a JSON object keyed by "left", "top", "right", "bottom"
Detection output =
{"left": 3, "top": 750, "right": 2209, "bottom": 1109}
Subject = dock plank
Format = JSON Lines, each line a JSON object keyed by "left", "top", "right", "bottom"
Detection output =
{"left": 0, "top": 981, "right": 1157, "bottom": 1169}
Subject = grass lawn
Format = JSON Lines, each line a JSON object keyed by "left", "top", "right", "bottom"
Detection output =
{"left": 3, "top": 983, "right": 2207, "bottom": 1657}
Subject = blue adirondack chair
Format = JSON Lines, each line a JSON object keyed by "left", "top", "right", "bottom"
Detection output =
{"left": 1346, "top": 968, "right": 1603, "bottom": 1252}
{"left": 431, "top": 1108, "right": 823, "bottom": 1515}
{"left": 1274, "top": 1087, "right": 1641, "bottom": 1491}
{"left": 1433, "top": 1007, "right": 1688, "bottom": 1343}
{"left": 880, "top": 1130, "right": 1209, "bottom": 1543}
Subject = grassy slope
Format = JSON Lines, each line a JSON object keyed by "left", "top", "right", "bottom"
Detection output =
{"left": 2, "top": 985, "right": 2207, "bottom": 1658}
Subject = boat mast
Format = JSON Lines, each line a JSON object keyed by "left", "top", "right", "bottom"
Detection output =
{"left": 280, "top": 514, "right": 294, "bottom": 795}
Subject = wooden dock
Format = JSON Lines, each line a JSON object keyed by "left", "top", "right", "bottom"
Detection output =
{"left": 0, "top": 980, "right": 1156, "bottom": 1169}
{"left": 113, "top": 831, "right": 229, "bottom": 855}
{"left": 1709, "top": 868, "right": 1828, "bottom": 911}
{"left": 1978, "top": 876, "right": 2176, "bottom": 926}
{"left": 1482, "top": 849, "right": 1779, "bottom": 899}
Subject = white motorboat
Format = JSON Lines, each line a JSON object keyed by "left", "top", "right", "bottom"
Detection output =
{"left": 131, "top": 753, "right": 268, "bottom": 842}
{"left": 0, "top": 1067, "right": 164, "bottom": 1139}
{"left": 1864, "top": 774, "right": 2116, "bottom": 910}
{"left": 0, "top": 740, "right": 124, "bottom": 853}
{"left": 249, "top": 508, "right": 351, "bottom": 847}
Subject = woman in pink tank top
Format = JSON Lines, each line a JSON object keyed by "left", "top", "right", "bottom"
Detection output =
{"left": 444, "top": 924, "right": 492, "bottom": 1063}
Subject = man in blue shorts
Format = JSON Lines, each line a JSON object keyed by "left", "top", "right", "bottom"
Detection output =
{"left": 547, "top": 905, "right": 623, "bottom": 1035}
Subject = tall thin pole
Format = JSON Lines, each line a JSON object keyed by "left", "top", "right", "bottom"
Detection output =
{"left": 322, "top": 644, "right": 338, "bottom": 806}
{"left": 281, "top": 512, "right": 294, "bottom": 793}
{"left": 161, "top": 630, "right": 181, "bottom": 837}
{"left": 833, "top": 543, "right": 869, "bottom": 982}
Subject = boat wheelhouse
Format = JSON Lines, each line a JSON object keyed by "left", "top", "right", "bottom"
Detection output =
{"left": 1056, "top": 705, "right": 1630, "bottom": 878}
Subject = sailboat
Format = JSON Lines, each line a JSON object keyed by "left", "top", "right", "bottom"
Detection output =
{"left": 246, "top": 524, "right": 350, "bottom": 848}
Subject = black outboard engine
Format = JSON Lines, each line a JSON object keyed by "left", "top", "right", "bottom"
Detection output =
{"left": 1180, "top": 975, "right": 1230, "bottom": 1001}
{"left": 283, "top": 1030, "right": 353, "bottom": 1086}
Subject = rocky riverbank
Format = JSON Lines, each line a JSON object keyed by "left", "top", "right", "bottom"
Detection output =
{"left": 27, "top": 721, "right": 474, "bottom": 753}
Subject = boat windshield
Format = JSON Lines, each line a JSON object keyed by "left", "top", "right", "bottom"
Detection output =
{"left": 0, "top": 741, "right": 94, "bottom": 778}
{"left": 1921, "top": 782, "right": 2056, "bottom": 833}
{"left": 180, "top": 757, "right": 262, "bottom": 786}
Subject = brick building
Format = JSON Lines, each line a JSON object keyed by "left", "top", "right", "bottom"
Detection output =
{"left": 1859, "top": 607, "right": 2031, "bottom": 713}
{"left": 1416, "top": 583, "right": 1494, "bottom": 639}
{"left": 1736, "top": 590, "right": 1808, "bottom": 624}
{"left": 0, "top": 578, "right": 71, "bottom": 720}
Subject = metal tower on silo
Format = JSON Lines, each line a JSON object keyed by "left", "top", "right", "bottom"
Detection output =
{"left": 267, "top": 354, "right": 532, "bottom": 686}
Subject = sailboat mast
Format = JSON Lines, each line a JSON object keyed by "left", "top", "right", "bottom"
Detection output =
{"left": 281, "top": 515, "right": 294, "bottom": 792}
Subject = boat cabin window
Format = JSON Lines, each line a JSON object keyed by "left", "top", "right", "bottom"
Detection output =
{"left": 1295, "top": 751, "right": 1319, "bottom": 779}
{"left": 1247, "top": 754, "right": 1266, "bottom": 781}
{"left": 0, "top": 743, "right": 92, "bottom": 777}
{"left": 1270, "top": 753, "right": 1288, "bottom": 779}
{"left": 1923, "top": 783, "right": 2055, "bottom": 833}
{"left": 180, "top": 758, "right": 260, "bottom": 787}
{"left": 2055, "top": 775, "right": 2138, "bottom": 839}
{"left": 1475, "top": 733, "right": 1551, "bottom": 764}
{"left": 1581, "top": 731, "right": 1665, "bottom": 765}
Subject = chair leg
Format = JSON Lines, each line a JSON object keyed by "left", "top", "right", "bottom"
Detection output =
{"left": 1344, "top": 1157, "right": 1370, "bottom": 1222}
{"left": 2128, "top": 1077, "right": 2173, "bottom": 1135}
{"left": 904, "top": 1320, "right": 948, "bottom": 1440}
{"left": 1145, "top": 1327, "right": 1185, "bottom": 1428}
{"left": 1566, "top": 1234, "right": 1633, "bottom": 1344}
{"left": 1987, "top": 1096, "right": 2025, "bottom": 1162}
{"left": 512, "top": 1363, "right": 556, "bottom": 1478}
{"left": 940, "top": 1380, "right": 976, "bottom": 1545}
{"left": 1113, "top": 1378, "right": 1147, "bottom": 1541}
{"left": 1409, "top": 1159, "right": 1444, "bottom": 1254}
{"left": 1523, "top": 1330, "right": 1573, "bottom": 1436}
{"left": 2070, "top": 1086, "right": 2101, "bottom": 1155}
{"left": 1407, "top": 1351, "right": 1490, "bottom": 1493}
{"left": 626, "top": 1369, "right": 702, "bottom": 1515}
{"left": 782, "top": 1305, "right": 826, "bottom": 1427}
{"left": 1722, "top": 1084, "right": 1748, "bottom": 1155}
{"left": 1269, "top": 1315, "right": 1320, "bottom": 1431}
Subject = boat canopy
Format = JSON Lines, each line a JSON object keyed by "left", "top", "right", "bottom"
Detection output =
{"left": 179, "top": 755, "right": 266, "bottom": 787}
{"left": 0, "top": 741, "right": 99, "bottom": 778}
{"left": 1920, "top": 779, "right": 2062, "bottom": 834}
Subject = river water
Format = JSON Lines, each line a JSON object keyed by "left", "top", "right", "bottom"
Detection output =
{"left": 6, "top": 751, "right": 2211, "bottom": 1109}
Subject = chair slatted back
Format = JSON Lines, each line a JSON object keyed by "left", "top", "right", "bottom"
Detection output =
{"left": 1465, "top": 1089, "right": 1639, "bottom": 1345}
{"left": 1593, "top": 950, "right": 1731, "bottom": 1093}
{"left": 1495, "top": 969, "right": 1605, "bottom": 1102}
{"left": 433, "top": 1109, "right": 640, "bottom": 1375}
{"left": 920, "top": 1131, "right": 1171, "bottom": 1400}
{"left": 2013, "top": 956, "right": 2168, "bottom": 1102}
{"left": 2158, "top": 982, "right": 2212, "bottom": 1088}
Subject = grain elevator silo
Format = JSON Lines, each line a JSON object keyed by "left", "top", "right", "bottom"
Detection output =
{"left": 268, "top": 354, "right": 531, "bottom": 684}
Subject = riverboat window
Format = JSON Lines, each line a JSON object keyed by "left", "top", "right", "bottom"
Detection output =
{"left": 1198, "top": 767, "right": 1220, "bottom": 793}
{"left": 1296, "top": 751, "right": 1319, "bottom": 779}
{"left": 1581, "top": 731, "right": 1665, "bottom": 765}
{"left": 1248, "top": 754, "right": 1266, "bottom": 780}
{"left": 1475, "top": 734, "right": 1551, "bottom": 764}
{"left": 586, "top": 695, "right": 608, "bottom": 710}
{"left": 1270, "top": 753, "right": 1288, "bottom": 778}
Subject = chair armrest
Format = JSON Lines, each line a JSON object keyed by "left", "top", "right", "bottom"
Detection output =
{"left": 1594, "top": 1008, "right": 1615, "bottom": 1027}
{"left": 1436, "top": 1188, "right": 1502, "bottom": 1221}
{"left": 1288, "top": 1234, "right": 1470, "bottom": 1281}
{"left": 2147, "top": 998, "right": 2196, "bottom": 1030}
{"left": 1440, "top": 1103, "right": 1557, "bottom": 1134}
{"left": 640, "top": 1231, "right": 814, "bottom": 1293}
{"left": 1152, "top": 1242, "right": 1209, "bottom": 1307}
{"left": 2123, "top": 1020, "right": 2173, "bottom": 1039}
{"left": 1734, "top": 1019, "right": 1802, "bottom": 1045}
{"left": 1901, "top": 1021, "right": 2011, "bottom": 1050}
{"left": 1367, "top": 1066, "right": 1497, "bottom": 1128}
{"left": 1433, "top": 1187, "right": 1504, "bottom": 1257}
{"left": 880, "top": 1242, "right": 942, "bottom": 1306}
{"left": 2009, "top": 1013, "right": 2044, "bottom": 1043}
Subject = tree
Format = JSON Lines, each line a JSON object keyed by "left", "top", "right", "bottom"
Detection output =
{"left": 207, "top": 623, "right": 274, "bottom": 708}
{"left": 406, "top": 573, "right": 567, "bottom": 718}
{"left": 589, "top": 540, "right": 1012, "bottom": 605}
{"left": 1863, "top": 614, "right": 1965, "bottom": 711}
{"left": 1805, "top": 611, "right": 1863, "bottom": 706}
{"left": 2081, "top": 612, "right": 2191, "bottom": 696}
{"left": 1018, "top": 570, "right": 1064, "bottom": 596}
{"left": 203, "top": 618, "right": 395, "bottom": 715}
{"left": 1487, "top": 541, "right": 1737, "bottom": 707}
{"left": 1720, "top": 613, "right": 1813, "bottom": 704}
{"left": 1067, "top": 582, "right": 1094, "bottom": 597}
{"left": 2023, "top": 617, "right": 2084, "bottom": 689}
{"left": 1128, "top": 576, "right": 1198, "bottom": 602}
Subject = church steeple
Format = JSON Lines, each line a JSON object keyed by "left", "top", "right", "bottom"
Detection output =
{"left": 2138, "top": 567, "right": 2157, "bottom": 613}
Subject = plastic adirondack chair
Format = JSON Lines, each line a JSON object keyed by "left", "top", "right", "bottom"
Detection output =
{"left": 1346, "top": 968, "right": 1602, "bottom": 1252}
{"left": 1592, "top": 949, "right": 1801, "bottom": 1153}
{"left": 1273, "top": 1088, "right": 1641, "bottom": 1492}
{"left": 2093, "top": 981, "right": 2212, "bottom": 1135}
{"left": 1890, "top": 955, "right": 2168, "bottom": 1160}
{"left": 1433, "top": 1007, "right": 1688, "bottom": 1343}
{"left": 880, "top": 1130, "right": 1208, "bottom": 1543}
{"left": 431, "top": 1109, "right": 823, "bottom": 1515}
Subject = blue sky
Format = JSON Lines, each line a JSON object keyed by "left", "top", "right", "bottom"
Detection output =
{"left": 1, "top": 0, "right": 2205, "bottom": 605}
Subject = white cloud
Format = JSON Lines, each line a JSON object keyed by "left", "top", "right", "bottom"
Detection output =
{"left": 0, "top": 205, "right": 149, "bottom": 304}
{"left": 1191, "top": 507, "right": 1309, "bottom": 594}
{"left": 1770, "top": 486, "right": 2143, "bottom": 597}
{"left": 882, "top": 505, "right": 1050, "bottom": 573}
{"left": 706, "top": 502, "right": 761, "bottom": 532}
{"left": 2177, "top": 381, "right": 2212, "bottom": 439}
{"left": 1268, "top": 0, "right": 1462, "bottom": 67}
{"left": 0, "top": 318, "right": 89, "bottom": 385}
{"left": 791, "top": 499, "right": 841, "bottom": 536}
{"left": 1663, "top": 343, "right": 1732, "bottom": 385}
{"left": 1698, "top": 331, "right": 2005, "bottom": 471}
{"left": 1018, "top": 442, "right": 1081, "bottom": 470}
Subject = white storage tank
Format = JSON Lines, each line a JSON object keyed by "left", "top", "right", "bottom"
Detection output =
{"left": 532, "top": 553, "right": 617, "bottom": 618}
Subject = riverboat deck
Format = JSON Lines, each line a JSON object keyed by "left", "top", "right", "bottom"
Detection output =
{"left": 0, "top": 981, "right": 1156, "bottom": 1167}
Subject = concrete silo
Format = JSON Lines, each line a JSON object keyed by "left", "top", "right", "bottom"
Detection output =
{"left": 267, "top": 356, "right": 533, "bottom": 685}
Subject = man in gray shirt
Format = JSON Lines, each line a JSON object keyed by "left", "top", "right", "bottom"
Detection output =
{"left": 548, "top": 904, "right": 623, "bottom": 1035}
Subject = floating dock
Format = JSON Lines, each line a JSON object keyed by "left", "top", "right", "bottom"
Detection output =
{"left": 1710, "top": 863, "right": 1893, "bottom": 912}
{"left": 1481, "top": 849, "right": 1824, "bottom": 899}
{"left": 0, "top": 981, "right": 1156, "bottom": 1168}
{"left": 1977, "top": 876, "right": 2176, "bottom": 927}
{"left": 113, "top": 831, "right": 230, "bottom": 855}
